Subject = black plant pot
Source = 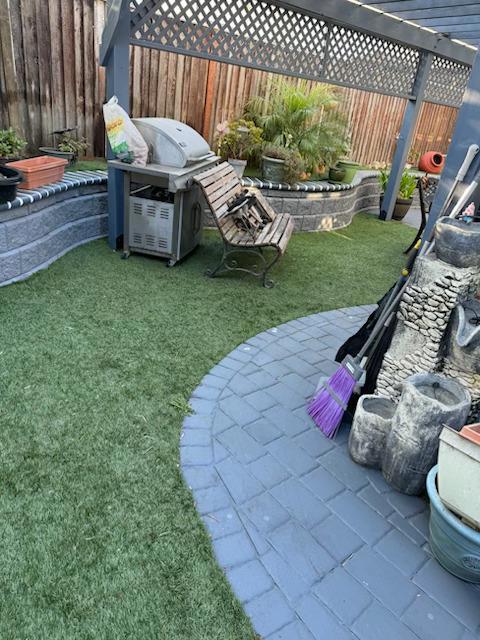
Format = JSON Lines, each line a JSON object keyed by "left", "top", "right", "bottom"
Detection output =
{"left": 329, "top": 166, "right": 346, "bottom": 182}
{"left": 0, "top": 165, "right": 23, "bottom": 204}
{"left": 380, "top": 195, "right": 413, "bottom": 221}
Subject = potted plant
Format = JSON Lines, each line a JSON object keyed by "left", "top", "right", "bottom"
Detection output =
{"left": 328, "top": 164, "right": 346, "bottom": 182}
{"left": 0, "top": 128, "right": 27, "bottom": 164}
{"left": 39, "top": 128, "right": 88, "bottom": 164}
{"left": 215, "top": 119, "right": 263, "bottom": 178}
{"left": 379, "top": 168, "right": 417, "bottom": 221}
{"left": 337, "top": 159, "right": 360, "bottom": 183}
{"left": 245, "top": 79, "right": 350, "bottom": 179}
{"left": 261, "top": 144, "right": 305, "bottom": 183}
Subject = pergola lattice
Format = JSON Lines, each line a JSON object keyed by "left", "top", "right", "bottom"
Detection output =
{"left": 101, "top": 0, "right": 479, "bottom": 246}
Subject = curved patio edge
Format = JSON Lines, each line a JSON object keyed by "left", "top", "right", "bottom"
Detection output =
{"left": 180, "top": 305, "right": 479, "bottom": 640}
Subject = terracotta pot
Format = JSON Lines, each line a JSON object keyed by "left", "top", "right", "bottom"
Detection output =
{"left": 418, "top": 151, "right": 445, "bottom": 174}
{"left": 460, "top": 423, "right": 480, "bottom": 445}
{"left": 6, "top": 156, "right": 68, "bottom": 190}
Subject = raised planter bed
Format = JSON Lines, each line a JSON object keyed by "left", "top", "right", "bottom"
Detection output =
{"left": 0, "top": 169, "right": 107, "bottom": 286}
{"left": 204, "top": 170, "right": 382, "bottom": 232}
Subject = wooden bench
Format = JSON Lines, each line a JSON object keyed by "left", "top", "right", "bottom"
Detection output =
{"left": 194, "top": 162, "right": 294, "bottom": 287}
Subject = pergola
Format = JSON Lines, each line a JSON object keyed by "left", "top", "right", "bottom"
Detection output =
{"left": 100, "top": 0, "right": 480, "bottom": 249}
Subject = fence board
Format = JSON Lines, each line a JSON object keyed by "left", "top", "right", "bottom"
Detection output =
{"left": 0, "top": 0, "right": 459, "bottom": 164}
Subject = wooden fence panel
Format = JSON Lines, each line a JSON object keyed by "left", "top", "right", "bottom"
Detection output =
{"left": 0, "top": 0, "right": 459, "bottom": 164}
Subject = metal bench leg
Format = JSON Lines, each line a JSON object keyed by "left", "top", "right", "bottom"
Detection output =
{"left": 262, "top": 247, "right": 282, "bottom": 288}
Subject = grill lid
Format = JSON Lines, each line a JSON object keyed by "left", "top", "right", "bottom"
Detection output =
{"left": 132, "top": 117, "right": 213, "bottom": 168}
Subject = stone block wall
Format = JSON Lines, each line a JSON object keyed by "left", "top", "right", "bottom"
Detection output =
{"left": 203, "top": 173, "right": 381, "bottom": 231}
{"left": 0, "top": 185, "right": 107, "bottom": 287}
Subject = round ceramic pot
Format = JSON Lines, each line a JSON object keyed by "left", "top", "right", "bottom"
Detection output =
{"left": 382, "top": 373, "right": 471, "bottom": 495}
{"left": 435, "top": 216, "right": 480, "bottom": 268}
{"left": 329, "top": 166, "right": 346, "bottom": 182}
{"left": 349, "top": 395, "right": 396, "bottom": 469}
{"left": 427, "top": 465, "right": 480, "bottom": 583}
{"left": 227, "top": 158, "right": 247, "bottom": 179}
{"left": 337, "top": 160, "right": 360, "bottom": 183}
{"left": 261, "top": 155, "right": 285, "bottom": 183}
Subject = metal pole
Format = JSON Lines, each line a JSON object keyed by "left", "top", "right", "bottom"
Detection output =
{"left": 105, "top": 1, "right": 130, "bottom": 249}
{"left": 423, "top": 51, "right": 480, "bottom": 240}
{"left": 379, "top": 52, "right": 433, "bottom": 221}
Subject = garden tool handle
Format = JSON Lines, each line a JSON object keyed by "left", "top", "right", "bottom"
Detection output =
{"left": 456, "top": 144, "right": 479, "bottom": 182}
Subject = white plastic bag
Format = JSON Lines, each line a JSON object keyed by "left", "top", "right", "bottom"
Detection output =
{"left": 103, "top": 96, "right": 148, "bottom": 166}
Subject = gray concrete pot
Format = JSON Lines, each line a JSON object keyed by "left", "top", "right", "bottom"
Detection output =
{"left": 382, "top": 373, "right": 471, "bottom": 495}
{"left": 348, "top": 395, "right": 396, "bottom": 468}
{"left": 446, "top": 300, "right": 480, "bottom": 374}
{"left": 435, "top": 216, "right": 480, "bottom": 268}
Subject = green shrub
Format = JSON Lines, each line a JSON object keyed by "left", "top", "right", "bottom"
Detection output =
{"left": 245, "top": 79, "right": 350, "bottom": 172}
{"left": 0, "top": 128, "right": 27, "bottom": 158}
{"left": 380, "top": 168, "right": 417, "bottom": 200}
{"left": 215, "top": 118, "right": 263, "bottom": 161}
{"left": 262, "top": 144, "right": 306, "bottom": 183}
{"left": 57, "top": 132, "right": 88, "bottom": 156}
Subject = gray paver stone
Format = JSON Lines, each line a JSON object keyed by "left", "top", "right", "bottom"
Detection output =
{"left": 266, "top": 620, "right": 315, "bottom": 640}
{"left": 344, "top": 547, "right": 420, "bottom": 616}
{"left": 267, "top": 437, "right": 317, "bottom": 476}
{"left": 213, "top": 531, "right": 256, "bottom": 567}
{"left": 262, "top": 548, "right": 310, "bottom": 604}
{"left": 245, "top": 419, "right": 282, "bottom": 446}
{"left": 314, "top": 567, "right": 372, "bottom": 625}
{"left": 219, "top": 396, "right": 261, "bottom": 427}
{"left": 244, "top": 588, "right": 295, "bottom": 637}
{"left": 310, "top": 515, "right": 363, "bottom": 563}
{"left": 242, "top": 492, "right": 290, "bottom": 534}
{"left": 375, "top": 528, "right": 429, "bottom": 577}
{"left": 271, "top": 478, "right": 330, "bottom": 529}
{"left": 248, "top": 453, "right": 291, "bottom": 489}
{"left": 401, "top": 593, "right": 465, "bottom": 640}
{"left": 227, "top": 559, "right": 274, "bottom": 603}
{"left": 353, "top": 601, "right": 420, "bottom": 640}
{"left": 215, "top": 457, "right": 263, "bottom": 504}
{"left": 217, "top": 425, "right": 264, "bottom": 464}
{"left": 296, "top": 594, "right": 356, "bottom": 640}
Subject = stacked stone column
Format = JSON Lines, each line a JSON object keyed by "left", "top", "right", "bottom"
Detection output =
{"left": 375, "top": 253, "right": 480, "bottom": 406}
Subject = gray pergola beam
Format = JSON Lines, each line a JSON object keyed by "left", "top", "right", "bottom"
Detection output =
{"left": 274, "top": 0, "right": 474, "bottom": 65}
{"left": 424, "top": 51, "right": 480, "bottom": 240}
{"left": 380, "top": 52, "right": 434, "bottom": 221}
{"left": 367, "top": 0, "right": 480, "bottom": 10}
{"left": 103, "top": 0, "right": 130, "bottom": 248}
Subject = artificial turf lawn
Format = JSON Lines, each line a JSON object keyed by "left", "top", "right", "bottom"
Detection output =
{"left": 0, "top": 215, "right": 414, "bottom": 639}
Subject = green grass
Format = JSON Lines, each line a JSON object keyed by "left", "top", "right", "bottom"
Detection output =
{"left": 0, "top": 216, "right": 414, "bottom": 639}
{"left": 71, "top": 158, "right": 108, "bottom": 172}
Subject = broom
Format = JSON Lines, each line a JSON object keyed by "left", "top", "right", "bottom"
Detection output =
{"left": 307, "top": 283, "right": 406, "bottom": 437}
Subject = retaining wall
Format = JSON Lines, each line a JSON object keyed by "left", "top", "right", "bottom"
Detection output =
{"left": 0, "top": 184, "right": 107, "bottom": 287}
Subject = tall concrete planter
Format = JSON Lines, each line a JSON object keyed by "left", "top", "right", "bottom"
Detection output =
{"left": 348, "top": 395, "right": 395, "bottom": 468}
{"left": 382, "top": 373, "right": 471, "bottom": 495}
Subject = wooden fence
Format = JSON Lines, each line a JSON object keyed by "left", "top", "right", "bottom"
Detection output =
{"left": 0, "top": 0, "right": 459, "bottom": 165}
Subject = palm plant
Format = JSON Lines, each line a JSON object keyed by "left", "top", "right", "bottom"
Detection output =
{"left": 245, "top": 79, "right": 350, "bottom": 171}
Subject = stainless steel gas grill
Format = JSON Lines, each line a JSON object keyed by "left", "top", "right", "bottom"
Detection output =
{"left": 108, "top": 118, "right": 219, "bottom": 266}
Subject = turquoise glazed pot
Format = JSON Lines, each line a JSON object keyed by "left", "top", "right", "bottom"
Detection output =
{"left": 427, "top": 465, "right": 480, "bottom": 583}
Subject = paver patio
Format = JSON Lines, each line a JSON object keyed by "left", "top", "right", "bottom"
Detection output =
{"left": 181, "top": 306, "right": 480, "bottom": 640}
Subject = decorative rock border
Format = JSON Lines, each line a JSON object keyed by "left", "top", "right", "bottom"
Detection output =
{"left": 181, "top": 306, "right": 480, "bottom": 640}
{"left": 0, "top": 175, "right": 108, "bottom": 286}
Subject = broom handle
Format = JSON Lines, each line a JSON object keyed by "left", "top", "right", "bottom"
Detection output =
{"left": 357, "top": 281, "right": 409, "bottom": 360}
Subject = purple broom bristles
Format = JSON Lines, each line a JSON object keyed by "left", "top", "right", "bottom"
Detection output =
{"left": 308, "top": 364, "right": 356, "bottom": 438}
